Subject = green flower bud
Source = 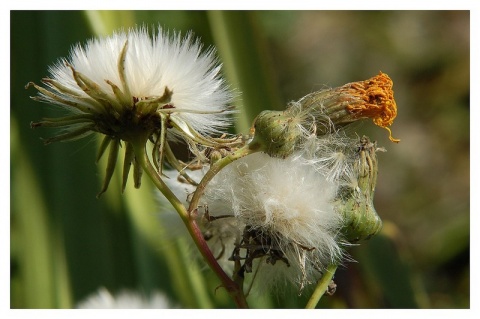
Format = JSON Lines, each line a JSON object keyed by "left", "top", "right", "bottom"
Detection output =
{"left": 250, "top": 110, "right": 303, "bottom": 158}
{"left": 338, "top": 136, "right": 383, "bottom": 242}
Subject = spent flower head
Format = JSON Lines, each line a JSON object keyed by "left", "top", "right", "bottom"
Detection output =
{"left": 27, "top": 26, "right": 236, "bottom": 195}
{"left": 251, "top": 72, "right": 399, "bottom": 158}
{"left": 200, "top": 152, "right": 346, "bottom": 291}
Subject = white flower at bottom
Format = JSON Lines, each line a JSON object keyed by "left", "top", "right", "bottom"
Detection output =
{"left": 76, "top": 287, "right": 176, "bottom": 309}
{"left": 201, "top": 152, "right": 345, "bottom": 290}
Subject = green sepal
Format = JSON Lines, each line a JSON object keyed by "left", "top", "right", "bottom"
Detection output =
{"left": 97, "top": 139, "right": 120, "bottom": 198}
{"left": 121, "top": 142, "right": 135, "bottom": 193}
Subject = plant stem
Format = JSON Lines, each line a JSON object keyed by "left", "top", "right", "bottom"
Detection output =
{"left": 133, "top": 142, "right": 249, "bottom": 308}
{"left": 305, "top": 264, "right": 338, "bottom": 309}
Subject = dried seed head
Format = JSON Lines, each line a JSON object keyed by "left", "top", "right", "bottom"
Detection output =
{"left": 27, "top": 26, "right": 236, "bottom": 195}
{"left": 200, "top": 152, "right": 345, "bottom": 290}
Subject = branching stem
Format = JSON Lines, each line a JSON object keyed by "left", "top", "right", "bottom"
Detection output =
{"left": 132, "top": 141, "right": 250, "bottom": 308}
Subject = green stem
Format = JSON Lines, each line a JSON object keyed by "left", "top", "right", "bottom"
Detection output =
{"left": 305, "top": 264, "right": 338, "bottom": 309}
{"left": 132, "top": 142, "right": 249, "bottom": 308}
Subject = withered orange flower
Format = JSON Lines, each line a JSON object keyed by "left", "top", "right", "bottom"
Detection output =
{"left": 251, "top": 72, "right": 400, "bottom": 158}
{"left": 342, "top": 72, "right": 400, "bottom": 143}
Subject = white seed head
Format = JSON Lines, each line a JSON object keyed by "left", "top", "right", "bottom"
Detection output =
{"left": 42, "top": 26, "right": 235, "bottom": 136}
{"left": 202, "top": 152, "right": 346, "bottom": 289}
{"left": 29, "top": 26, "right": 238, "bottom": 195}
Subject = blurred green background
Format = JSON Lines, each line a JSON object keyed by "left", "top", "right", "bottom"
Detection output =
{"left": 10, "top": 11, "right": 469, "bottom": 308}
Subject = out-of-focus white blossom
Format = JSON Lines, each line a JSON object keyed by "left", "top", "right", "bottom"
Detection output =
{"left": 76, "top": 288, "right": 176, "bottom": 309}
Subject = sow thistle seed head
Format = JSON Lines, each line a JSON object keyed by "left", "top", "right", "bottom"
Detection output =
{"left": 156, "top": 151, "right": 343, "bottom": 291}
{"left": 27, "top": 26, "right": 236, "bottom": 196}
{"left": 251, "top": 72, "right": 399, "bottom": 158}
{"left": 201, "top": 152, "right": 346, "bottom": 291}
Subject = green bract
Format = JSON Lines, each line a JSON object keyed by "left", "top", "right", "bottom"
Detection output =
{"left": 338, "top": 136, "right": 383, "bottom": 242}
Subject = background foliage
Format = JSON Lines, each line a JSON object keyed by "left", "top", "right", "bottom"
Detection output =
{"left": 10, "top": 10, "right": 469, "bottom": 308}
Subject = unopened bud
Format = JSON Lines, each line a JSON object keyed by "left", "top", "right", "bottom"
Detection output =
{"left": 250, "top": 110, "right": 303, "bottom": 158}
{"left": 338, "top": 136, "right": 383, "bottom": 242}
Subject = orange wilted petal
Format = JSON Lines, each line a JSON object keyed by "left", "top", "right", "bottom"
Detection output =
{"left": 343, "top": 72, "right": 400, "bottom": 143}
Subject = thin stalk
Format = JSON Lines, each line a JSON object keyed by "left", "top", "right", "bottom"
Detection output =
{"left": 132, "top": 142, "right": 249, "bottom": 308}
{"left": 305, "top": 264, "right": 338, "bottom": 309}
